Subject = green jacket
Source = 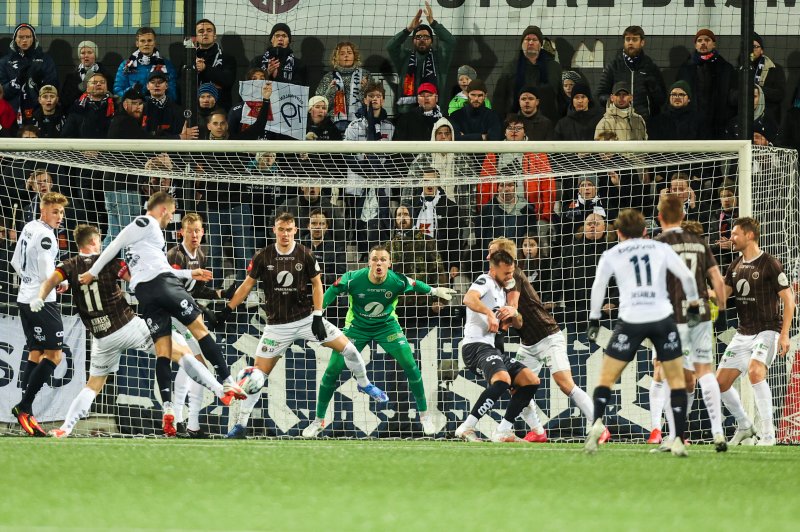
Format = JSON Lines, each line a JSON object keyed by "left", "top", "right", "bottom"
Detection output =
{"left": 386, "top": 21, "right": 456, "bottom": 114}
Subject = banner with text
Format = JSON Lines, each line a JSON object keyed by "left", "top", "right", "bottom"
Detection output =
{"left": 2, "top": 1, "right": 797, "bottom": 36}
{"left": 0, "top": 313, "right": 86, "bottom": 424}
{"left": 239, "top": 80, "right": 308, "bottom": 140}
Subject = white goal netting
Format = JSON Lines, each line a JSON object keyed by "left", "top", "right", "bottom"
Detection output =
{"left": 0, "top": 139, "right": 797, "bottom": 442}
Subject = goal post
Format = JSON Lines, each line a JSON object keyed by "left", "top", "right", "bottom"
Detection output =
{"left": 0, "top": 139, "right": 797, "bottom": 442}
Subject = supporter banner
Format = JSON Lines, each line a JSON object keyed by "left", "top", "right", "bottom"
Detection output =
{"left": 239, "top": 80, "right": 308, "bottom": 140}
{"left": 0, "top": 313, "right": 86, "bottom": 424}
{"left": 2, "top": 1, "right": 797, "bottom": 36}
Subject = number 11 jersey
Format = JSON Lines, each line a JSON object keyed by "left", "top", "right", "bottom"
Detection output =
{"left": 56, "top": 254, "right": 136, "bottom": 338}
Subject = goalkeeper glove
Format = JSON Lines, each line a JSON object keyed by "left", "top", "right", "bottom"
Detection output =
{"left": 221, "top": 283, "right": 238, "bottom": 300}
{"left": 215, "top": 305, "right": 234, "bottom": 327}
{"left": 311, "top": 310, "right": 327, "bottom": 341}
{"left": 686, "top": 303, "right": 702, "bottom": 328}
{"left": 430, "top": 286, "right": 456, "bottom": 301}
{"left": 587, "top": 319, "right": 600, "bottom": 343}
{"left": 30, "top": 298, "right": 44, "bottom": 312}
{"left": 714, "top": 308, "right": 729, "bottom": 333}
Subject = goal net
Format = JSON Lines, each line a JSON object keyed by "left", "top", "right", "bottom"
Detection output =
{"left": 0, "top": 139, "right": 797, "bottom": 443}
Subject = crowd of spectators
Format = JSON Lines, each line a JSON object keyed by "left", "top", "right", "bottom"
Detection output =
{"left": 1, "top": 12, "right": 798, "bottom": 329}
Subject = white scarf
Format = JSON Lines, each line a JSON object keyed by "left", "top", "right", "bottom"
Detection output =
{"left": 415, "top": 191, "right": 441, "bottom": 237}
{"left": 332, "top": 68, "right": 363, "bottom": 123}
{"left": 78, "top": 63, "right": 100, "bottom": 81}
{"left": 360, "top": 189, "right": 379, "bottom": 222}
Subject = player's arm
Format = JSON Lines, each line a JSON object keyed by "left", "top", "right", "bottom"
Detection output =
{"left": 225, "top": 276, "right": 256, "bottom": 309}
{"left": 80, "top": 222, "right": 140, "bottom": 284}
{"left": 664, "top": 247, "right": 700, "bottom": 302}
{"left": 311, "top": 273, "right": 324, "bottom": 311}
{"left": 407, "top": 276, "right": 457, "bottom": 301}
{"left": 587, "top": 255, "right": 614, "bottom": 340}
{"left": 30, "top": 269, "right": 67, "bottom": 311}
{"left": 707, "top": 265, "right": 726, "bottom": 311}
{"left": 722, "top": 264, "right": 734, "bottom": 300}
{"left": 498, "top": 290, "right": 522, "bottom": 329}
{"left": 777, "top": 287, "right": 796, "bottom": 356}
{"left": 464, "top": 288, "right": 500, "bottom": 333}
{"left": 322, "top": 272, "right": 350, "bottom": 309}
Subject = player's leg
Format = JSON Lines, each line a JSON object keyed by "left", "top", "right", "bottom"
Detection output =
{"left": 717, "top": 333, "right": 756, "bottom": 444}
{"left": 493, "top": 365, "right": 540, "bottom": 442}
{"left": 748, "top": 331, "right": 780, "bottom": 445}
{"left": 51, "top": 375, "right": 108, "bottom": 438}
{"left": 381, "top": 334, "right": 437, "bottom": 435}
{"left": 174, "top": 366, "right": 191, "bottom": 430}
{"left": 649, "top": 360, "right": 666, "bottom": 443}
{"left": 513, "top": 342, "right": 547, "bottom": 441}
{"left": 320, "top": 319, "right": 387, "bottom": 401}
{"left": 186, "top": 312, "right": 245, "bottom": 399}
{"left": 169, "top": 332, "right": 225, "bottom": 402}
{"left": 303, "top": 339, "right": 360, "bottom": 438}
{"left": 456, "top": 344, "right": 513, "bottom": 441}
{"left": 186, "top": 379, "right": 206, "bottom": 437}
{"left": 153, "top": 335, "right": 177, "bottom": 436}
{"left": 550, "top": 336, "right": 594, "bottom": 425}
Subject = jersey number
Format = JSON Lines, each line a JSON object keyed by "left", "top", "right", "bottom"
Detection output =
{"left": 629, "top": 254, "right": 652, "bottom": 287}
{"left": 80, "top": 282, "right": 104, "bottom": 313}
{"left": 679, "top": 252, "right": 698, "bottom": 277}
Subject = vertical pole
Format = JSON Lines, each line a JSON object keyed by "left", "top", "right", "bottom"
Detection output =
{"left": 183, "top": 0, "right": 198, "bottom": 127}
{"left": 738, "top": 141, "right": 752, "bottom": 218}
{"left": 737, "top": 0, "right": 754, "bottom": 142}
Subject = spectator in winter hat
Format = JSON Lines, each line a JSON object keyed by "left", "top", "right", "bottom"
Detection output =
{"left": 448, "top": 65, "right": 492, "bottom": 115}
{"left": 449, "top": 79, "right": 503, "bottom": 141}
{"left": 0, "top": 23, "right": 58, "bottom": 121}
{"left": 61, "top": 40, "right": 115, "bottom": 111}
{"left": 254, "top": 23, "right": 308, "bottom": 85}
{"left": 554, "top": 83, "right": 602, "bottom": 141}
{"left": 749, "top": 32, "right": 785, "bottom": 127}
{"left": 114, "top": 27, "right": 178, "bottom": 101}
{"left": 195, "top": 18, "right": 236, "bottom": 110}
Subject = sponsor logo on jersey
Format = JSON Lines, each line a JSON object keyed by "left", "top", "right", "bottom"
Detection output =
{"left": 736, "top": 279, "right": 751, "bottom": 296}
{"left": 663, "top": 331, "right": 680, "bottom": 351}
{"left": 778, "top": 272, "right": 789, "bottom": 286}
{"left": 276, "top": 271, "right": 294, "bottom": 287}
{"left": 55, "top": 331, "right": 64, "bottom": 337}
{"left": 364, "top": 302, "right": 385, "bottom": 317}
{"left": 474, "top": 277, "right": 486, "bottom": 286}
{"left": 314, "top": 261, "right": 321, "bottom": 272}
{"left": 135, "top": 217, "right": 149, "bottom": 228}
{"left": 40, "top": 237, "right": 53, "bottom": 250}
{"left": 34, "top": 327, "right": 42, "bottom": 334}
{"left": 611, "top": 333, "right": 630, "bottom": 352}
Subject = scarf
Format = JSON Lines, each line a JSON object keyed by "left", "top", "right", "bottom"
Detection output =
{"left": 360, "top": 189, "right": 379, "bottom": 222}
{"left": 623, "top": 51, "right": 642, "bottom": 69}
{"left": 76, "top": 93, "right": 115, "bottom": 117}
{"left": 197, "top": 43, "right": 223, "bottom": 69}
{"left": 332, "top": 67, "right": 364, "bottom": 123}
{"left": 692, "top": 49, "right": 719, "bottom": 65}
{"left": 753, "top": 55, "right": 766, "bottom": 85}
{"left": 362, "top": 105, "right": 388, "bottom": 141}
{"left": 260, "top": 47, "right": 296, "bottom": 82}
{"left": 399, "top": 51, "right": 436, "bottom": 106}
{"left": 422, "top": 105, "right": 443, "bottom": 120}
{"left": 576, "top": 193, "right": 606, "bottom": 218}
{"left": 415, "top": 191, "right": 441, "bottom": 237}
{"left": 78, "top": 62, "right": 100, "bottom": 81}
{"left": 124, "top": 49, "right": 166, "bottom": 74}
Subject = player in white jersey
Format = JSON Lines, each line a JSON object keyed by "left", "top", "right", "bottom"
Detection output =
{"left": 454, "top": 250, "right": 541, "bottom": 443}
{"left": 584, "top": 209, "right": 701, "bottom": 457}
{"left": 9, "top": 192, "right": 69, "bottom": 436}
{"left": 31, "top": 224, "right": 232, "bottom": 438}
{"left": 79, "top": 192, "right": 245, "bottom": 436}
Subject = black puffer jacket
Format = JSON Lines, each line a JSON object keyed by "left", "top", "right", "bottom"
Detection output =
{"left": 553, "top": 107, "right": 602, "bottom": 141}
{"left": 596, "top": 51, "right": 666, "bottom": 121}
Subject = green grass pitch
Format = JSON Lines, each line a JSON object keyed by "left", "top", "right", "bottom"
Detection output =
{"left": 1, "top": 438, "right": 798, "bottom": 531}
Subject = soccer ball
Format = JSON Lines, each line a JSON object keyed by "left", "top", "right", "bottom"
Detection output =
{"left": 237, "top": 366, "right": 266, "bottom": 395}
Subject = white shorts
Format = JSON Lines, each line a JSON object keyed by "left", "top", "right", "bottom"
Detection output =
{"left": 718, "top": 330, "right": 780, "bottom": 374}
{"left": 254, "top": 314, "right": 342, "bottom": 359}
{"left": 90, "top": 317, "right": 153, "bottom": 377}
{"left": 678, "top": 321, "right": 713, "bottom": 369}
{"left": 515, "top": 332, "right": 571, "bottom": 375}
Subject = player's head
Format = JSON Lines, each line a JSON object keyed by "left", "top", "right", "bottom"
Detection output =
{"left": 74, "top": 224, "right": 101, "bottom": 253}
{"left": 39, "top": 192, "right": 68, "bottom": 229}
{"left": 614, "top": 209, "right": 647, "bottom": 240}
{"left": 368, "top": 245, "right": 392, "bottom": 280}
{"left": 731, "top": 217, "right": 760, "bottom": 251}
{"left": 486, "top": 238, "right": 517, "bottom": 261}
{"left": 146, "top": 191, "right": 176, "bottom": 229}
{"left": 488, "top": 249, "right": 515, "bottom": 287}
{"left": 681, "top": 220, "right": 704, "bottom": 236}
{"left": 273, "top": 211, "right": 297, "bottom": 247}
{"left": 657, "top": 193, "right": 685, "bottom": 226}
{"left": 181, "top": 213, "right": 204, "bottom": 249}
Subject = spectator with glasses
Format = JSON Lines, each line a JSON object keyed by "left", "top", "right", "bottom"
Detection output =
{"left": 648, "top": 81, "right": 701, "bottom": 141}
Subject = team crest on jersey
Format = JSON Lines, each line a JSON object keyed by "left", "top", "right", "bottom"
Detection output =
{"left": 295, "top": 263, "right": 303, "bottom": 271}
{"left": 385, "top": 291, "right": 393, "bottom": 299}
{"left": 752, "top": 271, "right": 760, "bottom": 280}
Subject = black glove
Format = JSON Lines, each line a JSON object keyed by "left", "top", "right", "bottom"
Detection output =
{"left": 686, "top": 304, "right": 702, "bottom": 328}
{"left": 714, "top": 308, "right": 729, "bottom": 333}
{"left": 221, "top": 283, "right": 238, "bottom": 300}
{"left": 215, "top": 305, "right": 234, "bottom": 327}
{"left": 199, "top": 304, "right": 217, "bottom": 327}
{"left": 312, "top": 313, "right": 327, "bottom": 341}
{"left": 587, "top": 319, "right": 600, "bottom": 343}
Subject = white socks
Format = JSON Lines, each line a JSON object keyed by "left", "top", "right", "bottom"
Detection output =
{"left": 569, "top": 386, "right": 594, "bottom": 426}
{"left": 173, "top": 368, "right": 190, "bottom": 424}
{"left": 237, "top": 385, "right": 263, "bottom": 426}
{"left": 698, "top": 373, "right": 723, "bottom": 436}
{"left": 340, "top": 342, "right": 371, "bottom": 387}
{"left": 179, "top": 355, "right": 224, "bottom": 398}
{"left": 649, "top": 380, "right": 665, "bottom": 431}
{"left": 60, "top": 387, "right": 97, "bottom": 434}
{"left": 462, "top": 414, "right": 479, "bottom": 429}
{"left": 752, "top": 380, "right": 775, "bottom": 438}
{"left": 521, "top": 401, "right": 544, "bottom": 432}
{"left": 721, "top": 387, "right": 752, "bottom": 429}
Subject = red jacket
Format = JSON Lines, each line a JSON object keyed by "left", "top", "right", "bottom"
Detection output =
{"left": 477, "top": 152, "right": 556, "bottom": 221}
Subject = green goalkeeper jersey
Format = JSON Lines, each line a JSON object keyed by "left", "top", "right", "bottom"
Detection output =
{"left": 323, "top": 268, "right": 432, "bottom": 333}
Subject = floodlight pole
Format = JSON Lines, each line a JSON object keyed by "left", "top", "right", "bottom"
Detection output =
{"left": 737, "top": 0, "right": 754, "bottom": 142}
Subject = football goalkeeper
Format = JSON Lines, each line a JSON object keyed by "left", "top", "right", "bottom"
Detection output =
{"left": 303, "top": 244, "right": 455, "bottom": 437}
